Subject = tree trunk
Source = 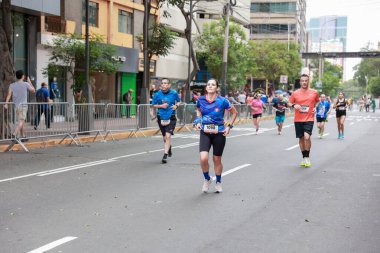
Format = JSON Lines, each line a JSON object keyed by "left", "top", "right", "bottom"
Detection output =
{"left": 0, "top": 0, "right": 15, "bottom": 139}
{"left": 179, "top": 4, "right": 200, "bottom": 82}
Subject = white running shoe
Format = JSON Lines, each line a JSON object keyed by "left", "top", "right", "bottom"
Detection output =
{"left": 202, "top": 178, "right": 213, "bottom": 193}
{"left": 215, "top": 182, "right": 223, "bottom": 193}
{"left": 304, "top": 158, "right": 312, "bottom": 167}
{"left": 300, "top": 158, "right": 306, "bottom": 167}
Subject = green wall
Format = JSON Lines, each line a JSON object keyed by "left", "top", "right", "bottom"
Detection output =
{"left": 121, "top": 73, "right": 137, "bottom": 115}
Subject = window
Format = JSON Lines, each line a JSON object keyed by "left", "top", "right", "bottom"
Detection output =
{"left": 118, "top": 10, "right": 133, "bottom": 34}
{"left": 251, "top": 2, "right": 296, "bottom": 13}
{"left": 82, "top": 1, "right": 99, "bottom": 27}
{"left": 249, "top": 24, "right": 293, "bottom": 34}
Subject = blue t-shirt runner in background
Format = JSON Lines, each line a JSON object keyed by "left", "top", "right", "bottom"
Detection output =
{"left": 152, "top": 89, "right": 181, "bottom": 120}
{"left": 196, "top": 95, "right": 232, "bottom": 133}
{"left": 316, "top": 100, "right": 330, "bottom": 119}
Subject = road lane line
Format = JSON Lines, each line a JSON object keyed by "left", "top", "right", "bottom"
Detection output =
{"left": 350, "top": 122, "right": 355, "bottom": 126}
{"left": 323, "top": 133, "right": 330, "bottom": 137}
{"left": 37, "top": 160, "right": 114, "bottom": 176}
{"left": 285, "top": 144, "right": 299, "bottom": 151}
{"left": 28, "top": 236, "right": 77, "bottom": 253}
{"left": 373, "top": 174, "right": 380, "bottom": 177}
{"left": 110, "top": 152, "right": 147, "bottom": 160}
{"left": 212, "top": 164, "right": 251, "bottom": 180}
{"left": 148, "top": 149, "right": 164, "bottom": 153}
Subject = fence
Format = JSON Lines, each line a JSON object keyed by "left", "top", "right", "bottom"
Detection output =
{"left": 0, "top": 102, "right": 282, "bottom": 152}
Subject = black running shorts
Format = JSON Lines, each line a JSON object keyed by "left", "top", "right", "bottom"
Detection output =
{"left": 316, "top": 117, "right": 326, "bottom": 123}
{"left": 294, "top": 121, "right": 314, "bottom": 138}
{"left": 157, "top": 115, "right": 177, "bottom": 136}
{"left": 336, "top": 110, "right": 346, "bottom": 118}
{"left": 199, "top": 130, "right": 226, "bottom": 156}
{"left": 252, "top": 113, "right": 262, "bottom": 118}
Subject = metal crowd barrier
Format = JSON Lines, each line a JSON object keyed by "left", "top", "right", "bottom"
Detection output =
{"left": 1, "top": 101, "right": 291, "bottom": 152}
{"left": 104, "top": 104, "right": 138, "bottom": 141}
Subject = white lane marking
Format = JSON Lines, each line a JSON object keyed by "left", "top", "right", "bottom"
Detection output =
{"left": 323, "top": 133, "right": 330, "bottom": 137}
{"left": 110, "top": 152, "right": 147, "bottom": 160}
{"left": 375, "top": 119, "right": 379, "bottom": 122}
{"left": 38, "top": 160, "right": 114, "bottom": 176}
{"left": 373, "top": 174, "right": 380, "bottom": 177}
{"left": 212, "top": 164, "right": 251, "bottom": 180}
{"left": 286, "top": 144, "right": 299, "bottom": 151}
{"left": 174, "top": 142, "right": 199, "bottom": 148}
{"left": 350, "top": 122, "right": 355, "bottom": 126}
{"left": 28, "top": 236, "right": 77, "bottom": 253}
{"left": 148, "top": 149, "right": 164, "bottom": 153}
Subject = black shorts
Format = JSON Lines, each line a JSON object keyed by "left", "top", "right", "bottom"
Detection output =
{"left": 316, "top": 117, "right": 326, "bottom": 123}
{"left": 336, "top": 111, "right": 346, "bottom": 118}
{"left": 199, "top": 130, "right": 226, "bottom": 156}
{"left": 157, "top": 115, "right": 177, "bottom": 136}
{"left": 252, "top": 113, "right": 262, "bottom": 118}
{"left": 294, "top": 121, "right": 314, "bottom": 138}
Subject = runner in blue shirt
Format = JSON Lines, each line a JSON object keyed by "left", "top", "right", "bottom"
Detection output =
{"left": 194, "top": 78, "right": 238, "bottom": 193}
{"left": 152, "top": 78, "right": 181, "bottom": 163}
{"left": 316, "top": 94, "right": 331, "bottom": 139}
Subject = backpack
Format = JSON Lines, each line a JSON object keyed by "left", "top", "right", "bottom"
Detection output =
{"left": 36, "top": 89, "right": 46, "bottom": 102}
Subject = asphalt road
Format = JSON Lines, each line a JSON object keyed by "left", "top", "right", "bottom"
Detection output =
{"left": 1, "top": 110, "right": 380, "bottom": 253}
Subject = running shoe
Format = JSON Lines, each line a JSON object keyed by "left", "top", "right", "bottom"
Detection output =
{"left": 304, "top": 158, "right": 312, "bottom": 167}
{"left": 168, "top": 145, "right": 172, "bottom": 157}
{"left": 300, "top": 158, "right": 306, "bottom": 167}
{"left": 338, "top": 134, "right": 342, "bottom": 139}
{"left": 202, "top": 178, "right": 213, "bottom": 193}
{"left": 162, "top": 154, "right": 168, "bottom": 164}
{"left": 215, "top": 182, "right": 223, "bottom": 193}
{"left": 341, "top": 134, "right": 344, "bottom": 139}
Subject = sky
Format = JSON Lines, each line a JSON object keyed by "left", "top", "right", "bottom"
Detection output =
{"left": 306, "top": 0, "right": 380, "bottom": 80}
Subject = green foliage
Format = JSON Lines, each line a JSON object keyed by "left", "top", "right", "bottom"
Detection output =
{"left": 368, "top": 77, "right": 380, "bottom": 97}
{"left": 341, "top": 79, "right": 365, "bottom": 99}
{"left": 136, "top": 23, "right": 177, "bottom": 59}
{"left": 247, "top": 40, "right": 302, "bottom": 87}
{"left": 353, "top": 58, "right": 380, "bottom": 87}
{"left": 197, "top": 19, "right": 249, "bottom": 90}
{"left": 43, "top": 33, "right": 119, "bottom": 91}
{"left": 311, "top": 59, "right": 343, "bottom": 97}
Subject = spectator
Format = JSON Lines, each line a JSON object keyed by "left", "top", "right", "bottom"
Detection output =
{"left": 34, "top": 82, "right": 52, "bottom": 130}
{"left": 4, "top": 70, "right": 35, "bottom": 141}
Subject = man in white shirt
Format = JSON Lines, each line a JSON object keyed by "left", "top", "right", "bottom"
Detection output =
{"left": 5, "top": 70, "right": 35, "bottom": 139}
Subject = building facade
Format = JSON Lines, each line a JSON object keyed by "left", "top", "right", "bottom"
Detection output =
{"left": 37, "top": 0, "right": 144, "bottom": 104}
{"left": 248, "top": 0, "right": 307, "bottom": 52}
{"left": 307, "top": 15, "right": 347, "bottom": 68}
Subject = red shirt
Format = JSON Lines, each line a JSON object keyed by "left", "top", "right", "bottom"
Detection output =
{"left": 289, "top": 88, "right": 319, "bottom": 122}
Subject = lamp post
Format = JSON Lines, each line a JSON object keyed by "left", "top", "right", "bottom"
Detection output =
{"left": 185, "top": 0, "right": 193, "bottom": 103}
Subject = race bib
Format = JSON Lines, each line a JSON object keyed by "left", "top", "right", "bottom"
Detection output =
{"left": 161, "top": 119, "right": 170, "bottom": 126}
{"left": 203, "top": 124, "right": 218, "bottom": 134}
{"left": 300, "top": 105, "right": 309, "bottom": 113}
{"left": 338, "top": 106, "right": 346, "bottom": 110}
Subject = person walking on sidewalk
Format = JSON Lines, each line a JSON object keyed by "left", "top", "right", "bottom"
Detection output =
{"left": 34, "top": 82, "right": 52, "bottom": 130}
{"left": 194, "top": 78, "right": 238, "bottom": 193}
{"left": 288, "top": 74, "right": 319, "bottom": 167}
{"left": 316, "top": 94, "right": 331, "bottom": 139}
{"left": 4, "top": 70, "right": 35, "bottom": 140}
{"left": 152, "top": 78, "right": 181, "bottom": 164}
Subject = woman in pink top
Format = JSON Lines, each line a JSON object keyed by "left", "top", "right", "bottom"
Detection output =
{"left": 251, "top": 94, "right": 265, "bottom": 134}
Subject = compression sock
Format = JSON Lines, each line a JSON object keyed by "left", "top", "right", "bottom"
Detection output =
{"left": 203, "top": 172, "right": 211, "bottom": 181}
{"left": 216, "top": 175, "right": 222, "bottom": 183}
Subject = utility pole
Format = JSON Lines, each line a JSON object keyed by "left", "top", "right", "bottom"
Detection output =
{"left": 220, "top": 2, "right": 231, "bottom": 97}
{"left": 85, "top": 0, "right": 91, "bottom": 102}
{"left": 141, "top": 0, "right": 150, "bottom": 105}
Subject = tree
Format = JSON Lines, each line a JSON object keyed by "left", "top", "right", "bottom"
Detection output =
{"left": 368, "top": 77, "right": 380, "bottom": 97}
{"left": 249, "top": 40, "right": 302, "bottom": 88}
{"left": 311, "top": 59, "right": 342, "bottom": 97}
{"left": 197, "top": 19, "right": 249, "bottom": 90}
{"left": 136, "top": 22, "right": 177, "bottom": 61}
{"left": 44, "top": 33, "right": 119, "bottom": 93}
{"left": 0, "top": 0, "right": 15, "bottom": 138}
{"left": 341, "top": 79, "right": 365, "bottom": 99}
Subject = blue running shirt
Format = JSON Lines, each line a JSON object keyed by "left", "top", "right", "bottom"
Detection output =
{"left": 196, "top": 95, "right": 232, "bottom": 133}
{"left": 152, "top": 90, "right": 181, "bottom": 120}
{"left": 316, "top": 100, "right": 330, "bottom": 118}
